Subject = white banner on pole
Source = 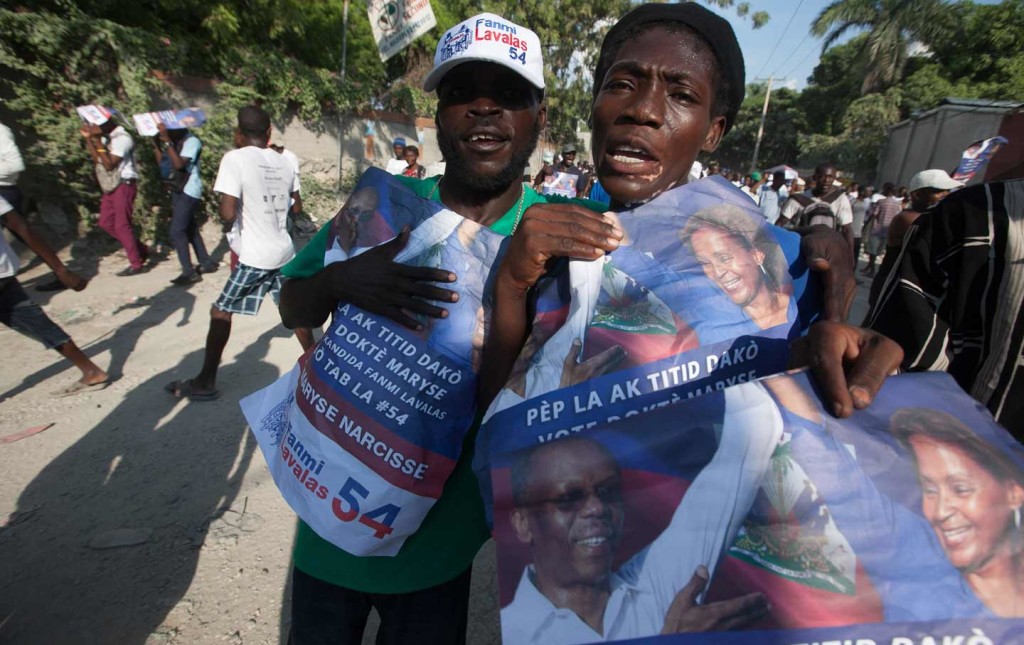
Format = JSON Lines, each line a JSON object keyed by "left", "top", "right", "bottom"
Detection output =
{"left": 367, "top": 0, "right": 437, "bottom": 62}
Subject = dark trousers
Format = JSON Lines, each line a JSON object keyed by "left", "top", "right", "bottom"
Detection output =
{"left": 288, "top": 566, "right": 471, "bottom": 645}
{"left": 853, "top": 237, "right": 862, "bottom": 268}
{"left": 98, "top": 182, "right": 147, "bottom": 269}
{"left": 169, "top": 191, "right": 210, "bottom": 273}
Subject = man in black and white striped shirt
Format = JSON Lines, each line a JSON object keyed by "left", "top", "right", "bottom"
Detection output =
{"left": 866, "top": 179, "right": 1024, "bottom": 438}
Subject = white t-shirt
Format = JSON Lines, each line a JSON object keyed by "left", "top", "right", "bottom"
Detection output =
{"left": 385, "top": 157, "right": 407, "bottom": 175}
{"left": 213, "top": 146, "right": 298, "bottom": 270}
{"left": 107, "top": 126, "right": 137, "bottom": 180}
{"left": 0, "top": 195, "right": 19, "bottom": 278}
{"left": 500, "top": 383, "right": 782, "bottom": 644}
{"left": 280, "top": 148, "right": 302, "bottom": 193}
{"left": 0, "top": 123, "right": 25, "bottom": 187}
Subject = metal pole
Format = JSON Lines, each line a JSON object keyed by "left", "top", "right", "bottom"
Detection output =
{"left": 338, "top": 0, "right": 350, "bottom": 190}
{"left": 341, "top": 0, "right": 350, "bottom": 82}
{"left": 750, "top": 75, "right": 773, "bottom": 173}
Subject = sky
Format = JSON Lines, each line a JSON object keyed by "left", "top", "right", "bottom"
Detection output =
{"left": 721, "top": 0, "right": 1003, "bottom": 91}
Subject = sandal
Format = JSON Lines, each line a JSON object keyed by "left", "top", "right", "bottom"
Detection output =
{"left": 164, "top": 379, "right": 220, "bottom": 401}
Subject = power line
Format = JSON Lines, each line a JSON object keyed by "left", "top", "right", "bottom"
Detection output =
{"left": 770, "top": 30, "right": 813, "bottom": 79}
{"left": 782, "top": 38, "right": 823, "bottom": 81}
{"left": 753, "top": 0, "right": 805, "bottom": 80}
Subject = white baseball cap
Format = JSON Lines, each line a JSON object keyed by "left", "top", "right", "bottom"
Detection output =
{"left": 423, "top": 13, "right": 544, "bottom": 93}
{"left": 909, "top": 169, "right": 964, "bottom": 192}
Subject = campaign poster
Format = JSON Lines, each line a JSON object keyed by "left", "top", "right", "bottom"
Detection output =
{"left": 240, "top": 168, "right": 502, "bottom": 556}
{"left": 478, "top": 176, "right": 816, "bottom": 509}
{"left": 489, "top": 371, "right": 1024, "bottom": 644}
{"left": 952, "top": 136, "right": 1008, "bottom": 184}
{"left": 132, "top": 108, "right": 207, "bottom": 136}
{"left": 367, "top": 0, "right": 437, "bottom": 62}
{"left": 75, "top": 105, "right": 115, "bottom": 125}
{"left": 541, "top": 171, "right": 581, "bottom": 198}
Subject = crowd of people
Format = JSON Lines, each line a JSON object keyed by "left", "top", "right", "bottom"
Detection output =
{"left": 2, "top": 2, "right": 1022, "bottom": 643}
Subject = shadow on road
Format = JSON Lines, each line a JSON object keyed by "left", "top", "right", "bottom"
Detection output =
{"left": 0, "top": 281, "right": 197, "bottom": 402}
{"left": 0, "top": 325, "right": 290, "bottom": 644}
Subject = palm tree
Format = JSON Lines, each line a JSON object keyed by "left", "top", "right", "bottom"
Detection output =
{"left": 811, "top": 0, "right": 951, "bottom": 95}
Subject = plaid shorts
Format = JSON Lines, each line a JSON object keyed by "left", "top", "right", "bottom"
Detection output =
{"left": 213, "top": 262, "right": 285, "bottom": 315}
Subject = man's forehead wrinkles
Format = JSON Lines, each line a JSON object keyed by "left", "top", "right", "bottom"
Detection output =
{"left": 607, "top": 59, "right": 705, "bottom": 84}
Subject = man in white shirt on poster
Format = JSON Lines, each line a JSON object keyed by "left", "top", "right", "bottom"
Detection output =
{"left": 501, "top": 385, "right": 778, "bottom": 644}
{"left": 165, "top": 105, "right": 313, "bottom": 401}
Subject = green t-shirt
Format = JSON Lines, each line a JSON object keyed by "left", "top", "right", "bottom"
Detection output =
{"left": 284, "top": 174, "right": 603, "bottom": 593}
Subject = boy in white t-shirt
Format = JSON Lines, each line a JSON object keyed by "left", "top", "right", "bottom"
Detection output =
{"left": 165, "top": 106, "right": 313, "bottom": 401}
{"left": 0, "top": 196, "right": 108, "bottom": 394}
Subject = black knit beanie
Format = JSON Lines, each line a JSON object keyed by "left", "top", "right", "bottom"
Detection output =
{"left": 593, "top": 2, "right": 746, "bottom": 133}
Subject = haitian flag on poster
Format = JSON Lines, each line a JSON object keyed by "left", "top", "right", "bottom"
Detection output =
{"left": 240, "top": 168, "right": 504, "bottom": 556}
{"left": 131, "top": 108, "right": 207, "bottom": 137}
{"left": 477, "top": 175, "right": 817, "bottom": 514}
{"left": 487, "top": 370, "right": 1024, "bottom": 644}
{"left": 367, "top": 0, "right": 437, "bottom": 61}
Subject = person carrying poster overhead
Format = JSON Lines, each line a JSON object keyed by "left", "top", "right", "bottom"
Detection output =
{"left": 275, "top": 14, "right": 619, "bottom": 645}
{"left": 80, "top": 112, "right": 150, "bottom": 276}
{"left": 150, "top": 122, "right": 218, "bottom": 285}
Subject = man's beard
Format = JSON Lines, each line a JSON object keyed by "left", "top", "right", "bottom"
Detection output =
{"left": 436, "top": 120, "right": 542, "bottom": 197}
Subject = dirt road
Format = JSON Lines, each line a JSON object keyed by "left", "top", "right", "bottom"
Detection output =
{"left": 0, "top": 227, "right": 500, "bottom": 644}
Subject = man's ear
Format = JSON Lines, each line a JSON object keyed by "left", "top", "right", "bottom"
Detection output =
{"left": 701, "top": 116, "right": 727, "bottom": 153}
{"left": 510, "top": 508, "right": 532, "bottom": 544}
{"left": 536, "top": 103, "right": 548, "bottom": 132}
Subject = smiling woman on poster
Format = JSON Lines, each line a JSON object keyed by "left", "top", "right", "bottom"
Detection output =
{"left": 770, "top": 375, "right": 1024, "bottom": 620}
{"left": 680, "top": 204, "right": 794, "bottom": 332}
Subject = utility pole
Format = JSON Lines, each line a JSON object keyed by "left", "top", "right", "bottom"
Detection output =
{"left": 338, "top": 0, "right": 350, "bottom": 190}
{"left": 341, "top": 0, "right": 350, "bottom": 82}
{"left": 750, "top": 75, "right": 773, "bottom": 174}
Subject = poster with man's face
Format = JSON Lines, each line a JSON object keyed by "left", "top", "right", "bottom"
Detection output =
{"left": 489, "top": 371, "right": 1024, "bottom": 644}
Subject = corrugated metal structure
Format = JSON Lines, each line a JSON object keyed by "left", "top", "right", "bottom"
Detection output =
{"left": 875, "top": 98, "right": 1024, "bottom": 186}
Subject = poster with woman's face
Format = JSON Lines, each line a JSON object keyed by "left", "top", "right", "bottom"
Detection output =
{"left": 482, "top": 176, "right": 807, "bottom": 448}
{"left": 487, "top": 370, "right": 1024, "bottom": 644}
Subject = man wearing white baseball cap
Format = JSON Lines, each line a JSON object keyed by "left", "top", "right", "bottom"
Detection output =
{"left": 279, "top": 13, "right": 613, "bottom": 645}
{"left": 866, "top": 169, "right": 963, "bottom": 306}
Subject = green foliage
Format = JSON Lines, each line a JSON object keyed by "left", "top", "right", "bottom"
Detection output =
{"left": 811, "top": 0, "right": 951, "bottom": 95}
{"left": 714, "top": 84, "right": 806, "bottom": 172}
{"left": 0, "top": 8, "right": 179, "bottom": 238}
{"left": 702, "top": 0, "right": 771, "bottom": 28}
{"left": 920, "top": 0, "right": 1024, "bottom": 103}
{"left": 0, "top": 5, "right": 358, "bottom": 241}
{"left": 796, "top": 36, "right": 865, "bottom": 136}
{"left": 799, "top": 88, "right": 902, "bottom": 178}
